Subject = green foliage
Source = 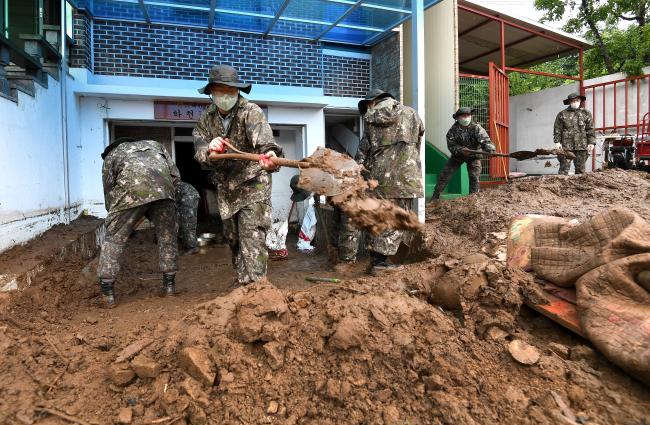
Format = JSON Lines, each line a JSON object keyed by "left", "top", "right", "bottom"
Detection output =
{"left": 509, "top": 56, "right": 579, "bottom": 96}
{"left": 507, "top": 0, "right": 650, "bottom": 95}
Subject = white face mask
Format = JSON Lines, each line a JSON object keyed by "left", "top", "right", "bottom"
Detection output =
{"left": 570, "top": 101, "right": 581, "bottom": 109}
{"left": 214, "top": 93, "right": 238, "bottom": 111}
{"left": 458, "top": 117, "right": 472, "bottom": 127}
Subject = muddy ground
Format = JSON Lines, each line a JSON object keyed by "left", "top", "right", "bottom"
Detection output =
{"left": 0, "top": 169, "right": 649, "bottom": 425}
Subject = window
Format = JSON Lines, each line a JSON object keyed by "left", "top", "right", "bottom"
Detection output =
{"left": 65, "top": 1, "right": 73, "bottom": 40}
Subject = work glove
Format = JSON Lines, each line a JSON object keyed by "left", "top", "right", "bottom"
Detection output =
{"left": 587, "top": 144, "right": 595, "bottom": 154}
{"left": 554, "top": 142, "right": 562, "bottom": 150}
{"left": 259, "top": 151, "right": 279, "bottom": 171}
{"left": 208, "top": 137, "right": 226, "bottom": 154}
{"left": 484, "top": 143, "right": 496, "bottom": 153}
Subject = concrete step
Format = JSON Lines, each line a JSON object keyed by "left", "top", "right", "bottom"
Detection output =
{"left": 7, "top": 75, "right": 35, "bottom": 97}
{"left": 0, "top": 217, "right": 104, "bottom": 292}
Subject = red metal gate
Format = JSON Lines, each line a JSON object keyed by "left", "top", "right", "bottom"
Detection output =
{"left": 488, "top": 62, "right": 509, "bottom": 181}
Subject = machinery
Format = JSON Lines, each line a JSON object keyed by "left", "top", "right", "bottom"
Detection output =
{"left": 603, "top": 113, "right": 650, "bottom": 170}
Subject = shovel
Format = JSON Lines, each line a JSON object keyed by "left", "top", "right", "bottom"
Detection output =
{"left": 463, "top": 148, "right": 576, "bottom": 161}
{"left": 208, "top": 145, "right": 363, "bottom": 198}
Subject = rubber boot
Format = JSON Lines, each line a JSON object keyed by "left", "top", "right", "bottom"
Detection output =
{"left": 368, "top": 252, "right": 403, "bottom": 275}
{"left": 98, "top": 278, "right": 116, "bottom": 309}
{"left": 162, "top": 272, "right": 176, "bottom": 296}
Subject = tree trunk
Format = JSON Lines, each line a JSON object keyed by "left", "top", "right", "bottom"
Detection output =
{"left": 581, "top": 0, "right": 616, "bottom": 73}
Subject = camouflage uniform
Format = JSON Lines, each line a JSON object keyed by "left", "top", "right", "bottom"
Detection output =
{"left": 554, "top": 107, "right": 596, "bottom": 175}
{"left": 98, "top": 140, "right": 179, "bottom": 279}
{"left": 176, "top": 182, "right": 200, "bottom": 250}
{"left": 431, "top": 122, "right": 495, "bottom": 199}
{"left": 353, "top": 96, "right": 424, "bottom": 257}
{"left": 193, "top": 96, "right": 282, "bottom": 284}
{"left": 330, "top": 207, "right": 360, "bottom": 262}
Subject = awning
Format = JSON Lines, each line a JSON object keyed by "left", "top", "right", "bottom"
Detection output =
{"left": 68, "top": 0, "right": 424, "bottom": 46}
{"left": 458, "top": 0, "right": 592, "bottom": 75}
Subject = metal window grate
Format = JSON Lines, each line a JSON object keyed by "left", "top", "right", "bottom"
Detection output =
{"left": 459, "top": 75, "right": 493, "bottom": 180}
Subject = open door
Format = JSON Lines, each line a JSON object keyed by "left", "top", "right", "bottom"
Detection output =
{"left": 488, "top": 62, "right": 509, "bottom": 179}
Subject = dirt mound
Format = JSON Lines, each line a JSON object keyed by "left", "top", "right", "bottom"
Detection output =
{"left": 0, "top": 169, "right": 649, "bottom": 424}
{"left": 423, "top": 169, "right": 650, "bottom": 258}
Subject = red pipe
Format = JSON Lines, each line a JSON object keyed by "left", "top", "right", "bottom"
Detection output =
{"left": 500, "top": 20, "right": 506, "bottom": 70}
{"left": 504, "top": 67, "right": 581, "bottom": 81}
{"left": 459, "top": 72, "right": 489, "bottom": 79}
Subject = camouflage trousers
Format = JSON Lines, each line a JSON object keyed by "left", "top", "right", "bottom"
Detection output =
{"left": 559, "top": 150, "right": 588, "bottom": 175}
{"left": 177, "top": 187, "right": 200, "bottom": 249}
{"left": 330, "top": 206, "right": 361, "bottom": 262}
{"left": 222, "top": 202, "right": 271, "bottom": 284}
{"left": 336, "top": 199, "right": 413, "bottom": 259}
{"left": 97, "top": 199, "right": 178, "bottom": 279}
{"left": 367, "top": 198, "right": 414, "bottom": 256}
{"left": 431, "top": 156, "right": 482, "bottom": 200}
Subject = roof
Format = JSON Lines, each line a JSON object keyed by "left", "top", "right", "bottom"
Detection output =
{"left": 68, "top": 0, "right": 417, "bottom": 46}
{"left": 458, "top": 0, "right": 592, "bottom": 74}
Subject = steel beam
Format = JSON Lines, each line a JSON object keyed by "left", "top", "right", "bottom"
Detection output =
{"left": 138, "top": 0, "right": 150, "bottom": 24}
{"left": 263, "top": 0, "right": 290, "bottom": 36}
{"left": 315, "top": 0, "right": 364, "bottom": 41}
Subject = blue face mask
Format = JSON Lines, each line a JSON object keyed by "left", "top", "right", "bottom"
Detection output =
{"left": 458, "top": 117, "right": 471, "bottom": 127}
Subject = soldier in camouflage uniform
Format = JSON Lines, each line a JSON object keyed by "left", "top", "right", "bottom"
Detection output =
{"left": 554, "top": 92, "right": 596, "bottom": 175}
{"left": 337, "top": 89, "right": 425, "bottom": 274}
{"left": 176, "top": 181, "right": 200, "bottom": 255}
{"left": 431, "top": 107, "right": 496, "bottom": 200}
{"left": 193, "top": 65, "right": 282, "bottom": 285}
{"left": 98, "top": 137, "right": 180, "bottom": 308}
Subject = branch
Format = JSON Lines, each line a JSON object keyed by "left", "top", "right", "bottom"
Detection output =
{"left": 617, "top": 14, "right": 638, "bottom": 21}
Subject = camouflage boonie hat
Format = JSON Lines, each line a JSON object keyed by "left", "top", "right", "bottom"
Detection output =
{"left": 198, "top": 64, "right": 252, "bottom": 95}
{"left": 453, "top": 106, "right": 473, "bottom": 119}
{"left": 358, "top": 88, "right": 395, "bottom": 114}
{"left": 563, "top": 92, "right": 586, "bottom": 105}
{"left": 290, "top": 175, "right": 311, "bottom": 202}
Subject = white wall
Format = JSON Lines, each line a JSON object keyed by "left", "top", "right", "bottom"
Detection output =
{"left": 0, "top": 74, "right": 83, "bottom": 252}
{"left": 270, "top": 127, "right": 302, "bottom": 222}
{"left": 510, "top": 66, "right": 650, "bottom": 175}
{"left": 509, "top": 82, "right": 579, "bottom": 174}
{"left": 404, "top": 0, "right": 458, "bottom": 153}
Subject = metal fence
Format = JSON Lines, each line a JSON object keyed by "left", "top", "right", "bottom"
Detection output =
{"left": 459, "top": 74, "right": 498, "bottom": 182}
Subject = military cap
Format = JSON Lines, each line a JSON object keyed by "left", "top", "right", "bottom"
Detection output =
{"left": 198, "top": 64, "right": 252, "bottom": 95}
{"left": 563, "top": 92, "right": 587, "bottom": 105}
{"left": 358, "top": 88, "right": 395, "bottom": 114}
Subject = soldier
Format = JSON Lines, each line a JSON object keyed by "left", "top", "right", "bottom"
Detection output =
{"left": 97, "top": 137, "right": 180, "bottom": 308}
{"left": 193, "top": 65, "right": 282, "bottom": 286}
{"left": 342, "top": 88, "right": 424, "bottom": 274}
{"left": 554, "top": 92, "right": 596, "bottom": 175}
{"left": 431, "top": 107, "right": 495, "bottom": 200}
{"left": 176, "top": 181, "right": 200, "bottom": 255}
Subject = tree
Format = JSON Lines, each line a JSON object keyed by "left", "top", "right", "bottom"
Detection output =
{"left": 534, "top": 0, "right": 649, "bottom": 76}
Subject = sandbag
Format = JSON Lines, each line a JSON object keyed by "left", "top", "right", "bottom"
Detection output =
{"left": 576, "top": 254, "right": 650, "bottom": 386}
{"left": 531, "top": 207, "right": 650, "bottom": 287}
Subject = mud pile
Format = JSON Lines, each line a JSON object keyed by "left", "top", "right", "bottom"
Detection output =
{"left": 423, "top": 169, "right": 650, "bottom": 257}
{"left": 0, "top": 169, "right": 649, "bottom": 424}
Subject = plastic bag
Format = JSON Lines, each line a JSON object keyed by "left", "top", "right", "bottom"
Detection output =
{"left": 297, "top": 204, "right": 317, "bottom": 251}
{"left": 267, "top": 219, "right": 289, "bottom": 260}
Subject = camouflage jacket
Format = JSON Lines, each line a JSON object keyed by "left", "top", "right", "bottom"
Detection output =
{"left": 193, "top": 96, "right": 282, "bottom": 219}
{"left": 446, "top": 122, "right": 495, "bottom": 159}
{"left": 357, "top": 97, "right": 425, "bottom": 199}
{"left": 102, "top": 140, "right": 180, "bottom": 213}
{"left": 176, "top": 181, "right": 200, "bottom": 207}
{"left": 553, "top": 108, "right": 596, "bottom": 150}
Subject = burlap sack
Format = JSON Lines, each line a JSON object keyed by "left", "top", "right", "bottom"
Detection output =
{"left": 576, "top": 254, "right": 650, "bottom": 385}
{"left": 531, "top": 208, "right": 650, "bottom": 287}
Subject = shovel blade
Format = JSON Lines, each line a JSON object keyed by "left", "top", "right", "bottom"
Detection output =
{"left": 296, "top": 147, "right": 363, "bottom": 197}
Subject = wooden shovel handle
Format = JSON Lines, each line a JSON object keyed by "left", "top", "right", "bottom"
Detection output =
{"left": 463, "top": 148, "right": 510, "bottom": 158}
{"left": 208, "top": 152, "right": 309, "bottom": 169}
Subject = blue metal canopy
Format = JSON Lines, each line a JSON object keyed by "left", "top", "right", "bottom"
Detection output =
{"left": 68, "top": 0, "right": 440, "bottom": 46}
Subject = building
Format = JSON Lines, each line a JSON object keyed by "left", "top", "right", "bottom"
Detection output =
{"left": 0, "top": 0, "right": 596, "bottom": 252}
